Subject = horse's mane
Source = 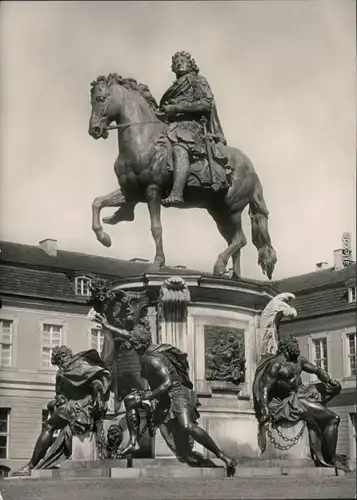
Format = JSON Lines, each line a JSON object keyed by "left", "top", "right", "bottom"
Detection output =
{"left": 91, "top": 73, "right": 158, "bottom": 111}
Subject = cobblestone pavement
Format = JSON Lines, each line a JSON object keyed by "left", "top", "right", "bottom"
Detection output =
{"left": 1, "top": 476, "right": 355, "bottom": 500}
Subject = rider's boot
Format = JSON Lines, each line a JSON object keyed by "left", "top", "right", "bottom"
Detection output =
{"left": 161, "top": 146, "right": 190, "bottom": 207}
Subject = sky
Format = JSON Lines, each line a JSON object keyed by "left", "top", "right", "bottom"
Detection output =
{"left": 0, "top": 0, "right": 355, "bottom": 280}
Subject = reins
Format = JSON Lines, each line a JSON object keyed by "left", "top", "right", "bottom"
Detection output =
{"left": 106, "top": 121, "right": 163, "bottom": 132}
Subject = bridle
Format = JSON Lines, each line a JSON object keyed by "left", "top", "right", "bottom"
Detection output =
{"left": 105, "top": 121, "right": 163, "bottom": 133}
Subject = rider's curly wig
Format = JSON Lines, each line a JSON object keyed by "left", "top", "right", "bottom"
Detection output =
{"left": 171, "top": 51, "right": 199, "bottom": 74}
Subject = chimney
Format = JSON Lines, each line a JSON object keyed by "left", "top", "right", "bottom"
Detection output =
{"left": 315, "top": 262, "right": 329, "bottom": 271}
{"left": 129, "top": 257, "right": 149, "bottom": 263}
{"left": 173, "top": 265, "right": 187, "bottom": 270}
{"left": 333, "top": 249, "right": 352, "bottom": 271}
{"left": 39, "top": 238, "right": 58, "bottom": 257}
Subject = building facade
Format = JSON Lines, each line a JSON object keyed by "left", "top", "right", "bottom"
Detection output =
{"left": 0, "top": 239, "right": 154, "bottom": 471}
{"left": 275, "top": 250, "right": 356, "bottom": 466}
{"left": 0, "top": 239, "right": 355, "bottom": 470}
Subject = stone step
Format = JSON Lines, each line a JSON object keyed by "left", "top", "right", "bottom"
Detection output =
{"left": 22, "top": 464, "right": 345, "bottom": 480}
{"left": 60, "top": 457, "right": 314, "bottom": 470}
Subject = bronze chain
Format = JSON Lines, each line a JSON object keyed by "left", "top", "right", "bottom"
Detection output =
{"left": 266, "top": 422, "right": 306, "bottom": 452}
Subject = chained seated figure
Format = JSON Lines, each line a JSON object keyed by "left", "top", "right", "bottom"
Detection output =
{"left": 253, "top": 294, "right": 349, "bottom": 472}
{"left": 93, "top": 311, "right": 237, "bottom": 476}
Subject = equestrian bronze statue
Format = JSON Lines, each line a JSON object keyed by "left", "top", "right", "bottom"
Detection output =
{"left": 88, "top": 51, "right": 277, "bottom": 279}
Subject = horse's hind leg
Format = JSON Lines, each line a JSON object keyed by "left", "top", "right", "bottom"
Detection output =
{"left": 209, "top": 207, "right": 247, "bottom": 278}
{"left": 92, "top": 188, "right": 133, "bottom": 248}
{"left": 146, "top": 184, "right": 166, "bottom": 268}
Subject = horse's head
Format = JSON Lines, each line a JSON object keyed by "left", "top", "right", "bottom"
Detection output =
{"left": 89, "top": 75, "right": 117, "bottom": 140}
{"left": 89, "top": 73, "right": 159, "bottom": 140}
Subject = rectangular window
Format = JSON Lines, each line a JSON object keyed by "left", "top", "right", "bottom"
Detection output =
{"left": 91, "top": 328, "right": 104, "bottom": 354}
{"left": 312, "top": 337, "right": 328, "bottom": 372}
{"left": 75, "top": 277, "right": 91, "bottom": 296}
{"left": 348, "top": 285, "right": 356, "bottom": 303}
{"left": 0, "top": 408, "right": 10, "bottom": 459}
{"left": 346, "top": 332, "right": 356, "bottom": 377}
{"left": 0, "top": 319, "right": 13, "bottom": 368}
{"left": 41, "top": 323, "right": 62, "bottom": 368}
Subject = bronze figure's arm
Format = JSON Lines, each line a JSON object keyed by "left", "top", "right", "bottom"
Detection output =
{"left": 260, "top": 362, "right": 281, "bottom": 422}
{"left": 143, "top": 357, "right": 173, "bottom": 400}
{"left": 94, "top": 312, "right": 131, "bottom": 342}
{"left": 300, "top": 356, "right": 334, "bottom": 384}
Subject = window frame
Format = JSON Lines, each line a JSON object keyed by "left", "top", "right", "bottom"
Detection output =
{"left": 342, "top": 327, "right": 357, "bottom": 379}
{"left": 39, "top": 319, "right": 67, "bottom": 370}
{"left": 307, "top": 333, "right": 331, "bottom": 383}
{"left": 0, "top": 408, "right": 10, "bottom": 459}
{"left": 90, "top": 327, "right": 104, "bottom": 354}
{"left": 0, "top": 314, "right": 18, "bottom": 369}
{"left": 74, "top": 276, "right": 92, "bottom": 297}
{"left": 348, "top": 285, "right": 356, "bottom": 304}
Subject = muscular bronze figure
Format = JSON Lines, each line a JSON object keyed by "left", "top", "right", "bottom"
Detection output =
{"left": 254, "top": 336, "right": 349, "bottom": 471}
{"left": 94, "top": 311, "right": 237, "bottom": 476}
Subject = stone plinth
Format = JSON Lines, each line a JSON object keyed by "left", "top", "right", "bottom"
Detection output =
{"left": 263, "top": 421, "right": 310, "bottom": 460}
{"left": 114, "top": 274, "right": 284, "bottom": 461}
{"left": 20, "top": 458, "right": 345, "bottom": 480}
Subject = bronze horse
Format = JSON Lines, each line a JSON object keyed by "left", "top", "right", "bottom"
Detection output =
{"left": 88, "top": 73, "right": 277, "bottom": 278}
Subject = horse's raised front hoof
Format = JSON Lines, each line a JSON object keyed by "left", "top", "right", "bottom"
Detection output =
{"left": 94, "top": 229, "right": 112, "bottom": 248}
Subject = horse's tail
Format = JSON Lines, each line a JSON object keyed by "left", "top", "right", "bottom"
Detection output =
{"left": 248, "top": 174, "right": 277, "bottom": 279}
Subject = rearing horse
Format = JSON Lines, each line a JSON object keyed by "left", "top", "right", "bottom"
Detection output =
{"left": 88, "top": 73, "right": 277, "bottom": 279}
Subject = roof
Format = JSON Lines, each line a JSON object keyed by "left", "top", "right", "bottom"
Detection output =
{"left": 0, "top": 240, "right": 202, "bottom": 301}
{"left": 0, "top": 240, "right": 201, "bottom": 278}
{"left": 273, "top": 264, "right": 356, "bottom": 293}
{"left": 0, "top": 265, "right": 75, "bottom": 300}
{"left": 0, "top": 240, "right": 355, "bottom": 316}
{"left": 273, "top": 264, "right": 356, "bottom": 319}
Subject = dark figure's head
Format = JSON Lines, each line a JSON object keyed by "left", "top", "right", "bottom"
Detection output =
{"left": 107, "top": 424, "right": 123, "bottom": 449}
{"left": 51, "top": 345, "right": 73, "bottom": 368}
{"left": 171, "top": 51, "right": 199, "bottom": 78}
{"left": 131, "top": 323, "right": 152, "bottom": 354}
{"left": 277, "top": 336, "right": 300, "bottom": 361}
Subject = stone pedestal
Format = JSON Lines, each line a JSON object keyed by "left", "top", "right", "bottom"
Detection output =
{"left": 72, "top": 432, "right": 97, "bottom": 461}
{"left": 152, "top": 274, "right": 276, "bottom": 459}
{"left": 115, "top": 273, "right": 311, "bottom": 462}
{"left": 263, "top": 422, "right": 310, "bottom": 460}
